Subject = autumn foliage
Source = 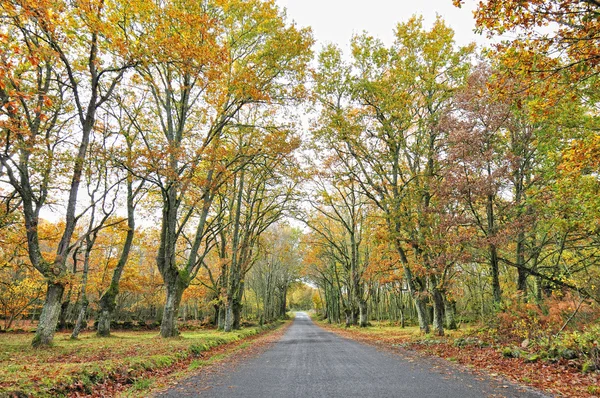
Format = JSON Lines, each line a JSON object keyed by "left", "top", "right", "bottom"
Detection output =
{"left": 0, "top": 1, "right": 598, "bottom": 395}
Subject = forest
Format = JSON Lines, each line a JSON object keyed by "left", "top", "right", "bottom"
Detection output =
{"left": 0, "top": 0, "right": 599, "bottom": 396}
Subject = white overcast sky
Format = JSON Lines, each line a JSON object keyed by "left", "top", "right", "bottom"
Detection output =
{"left": 275, "top": 0, "right": 489, "bottom": 50}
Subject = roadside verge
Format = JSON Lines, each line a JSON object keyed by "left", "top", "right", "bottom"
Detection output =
{"left": 0, "top": 321, "right": 290, "bottom": 398}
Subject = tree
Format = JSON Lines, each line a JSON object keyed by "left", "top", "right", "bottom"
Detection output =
{"left": 0, "top": 0, "right": 138, "bottom": 346}
{"left": 444, "top": 63, "right": 513, "bottom": 304}
{"left": 460, "top": 0, "right": 600, "bottom": 88}
{"left": 70, "top": 131, "right": 129, "bottom": 339}
{"left": 96, "top": 92, "right": 147, "bottom": 337}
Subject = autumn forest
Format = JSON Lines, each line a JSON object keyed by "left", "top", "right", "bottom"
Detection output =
{"left": 1, "top": 0, "right": 599, "bottom": 396}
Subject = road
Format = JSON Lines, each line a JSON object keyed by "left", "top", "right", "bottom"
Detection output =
{"left": 157, "top": 312, "right": 548, "bottom": 397}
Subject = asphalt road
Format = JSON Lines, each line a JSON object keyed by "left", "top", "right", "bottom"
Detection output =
{"left": 157, "top": 312, "right": 549, "bottom": 398}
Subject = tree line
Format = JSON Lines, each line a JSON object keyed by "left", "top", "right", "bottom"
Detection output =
{"left": 0, "top": 0, "right": 312, "bottom": 347}
{"left": 304, "top": 9, "right": 599, "bottom": 336}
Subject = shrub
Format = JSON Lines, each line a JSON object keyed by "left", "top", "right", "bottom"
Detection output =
{"left": 189, "top": 344, "right": 208, "bottom": 355}
{"left": 501, "top": 347, "right": 521, "bottom": 358}
{"left": 492, "top": 293, "right": 599, "bottom": 342}
{"left": 582, "top": 361, "right": 597, "bottom": 373}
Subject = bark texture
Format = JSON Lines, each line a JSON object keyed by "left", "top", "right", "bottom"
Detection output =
{"left": 32, "top": 282, "right": 65, "bottom": 347}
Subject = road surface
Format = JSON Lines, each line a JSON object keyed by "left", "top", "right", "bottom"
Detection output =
{"left": 157, "top": 312, "right": 548, "bottom": 397}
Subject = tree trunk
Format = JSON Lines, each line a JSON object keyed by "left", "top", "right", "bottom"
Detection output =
{"left": 358, "top": 300, "right": 368, "bottom": 327}
{"left": 58, "top": 290, "right": 71, "bottom": 331}
{"left": 97, "top": 284, "right": 118, "bottom": 337}
{"left": 279, "top": 285, "right": 287, "bottom": 318}
{"left": 218, "top": 304, "right": 226, "bottom": 330}
{"left": 443, "top": 296, "right": 457, "bottom": 330}
{"left": 490, "top": 244, "right": 502, "bottom": 304}
{"left": 349, "top": 306, "right": 357, "bottom": 326}
{"left": 517, "top": 269, "right": 528, "bottom": 296}
{"left": 396, "top": 286, "right": 406, "bottom": 328}
{"left": 232, "top": 296, "right": 242, "bottom": 330}
{"left": 160, "top": 279, "right": 185, "bottom": 338}
{"left": 213, "top": 304, "right": 220, "bottom": 326}
{"left": 409, "top": 280, "right": 429, "bottom": 333}
{"left": 224, "top": 302, "right": 234, "bottom": 332}
{"left": 72, "top": 237, "right": 93, "bottom": 339}
{"left": 431, "top": 287, "right": 445, "bottom": 336}
{"left": 516, "top": 231, "right": 528, "bottom": 296}
{"left": 487, "top": 191, "right": 502, "bottom": 304}
{"left": 96, "top": 238, "right": 134, "bottom": 336}
{"left": 97, "top": 308, "right": 111, "bottom": 337}
{"left": 71, "top": 298, "right": 88, "bottom": 339}
{"left": 534, "top": 276, "right": 543, "bottom": 302}
{"left": 323, "top": 287, "right": 330, "bottom": 322}
{"left": 32, "top": 282, "right": 65, "bottom": 347}
{"left": 344, "top": 308, "right": 351, "bottom": 328}
{"left": 414, "top": 295, "right": 429, "bottom": 333}
{"left": 400, "top": 306, "right": 405, "bottom": 328}
{"left": 97, "top": 177, "right": 136, "bottom": 337}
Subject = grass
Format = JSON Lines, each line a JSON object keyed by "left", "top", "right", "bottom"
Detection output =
{"left": 0, "top": 323, "right": 283, "bottom": 397}
{"left": 132, "top": 377, "right": 153, "bottom": 390}
{"left": 318, "top": 319, "right": 480, "bottom": 346}
{"left": 321, "top": 321, "right": 425, "bottom": 340}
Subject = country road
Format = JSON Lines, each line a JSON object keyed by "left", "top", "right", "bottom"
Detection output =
{"left": 157, "top": 313, "right": 549, "bottom": 398}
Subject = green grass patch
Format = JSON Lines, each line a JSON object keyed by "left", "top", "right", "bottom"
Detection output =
{"left": 132, "top": 377, "right": 153, "bottom": 391}
{"left": 188, "top": 359, "right": 209, "bottom": 370}
{"left": 237, "top": 341, "right": 251, "bottom": 350}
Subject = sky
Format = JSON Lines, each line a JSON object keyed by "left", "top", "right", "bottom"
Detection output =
{"left": 275, "top": 0, "right": 488, "bottom": 50}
